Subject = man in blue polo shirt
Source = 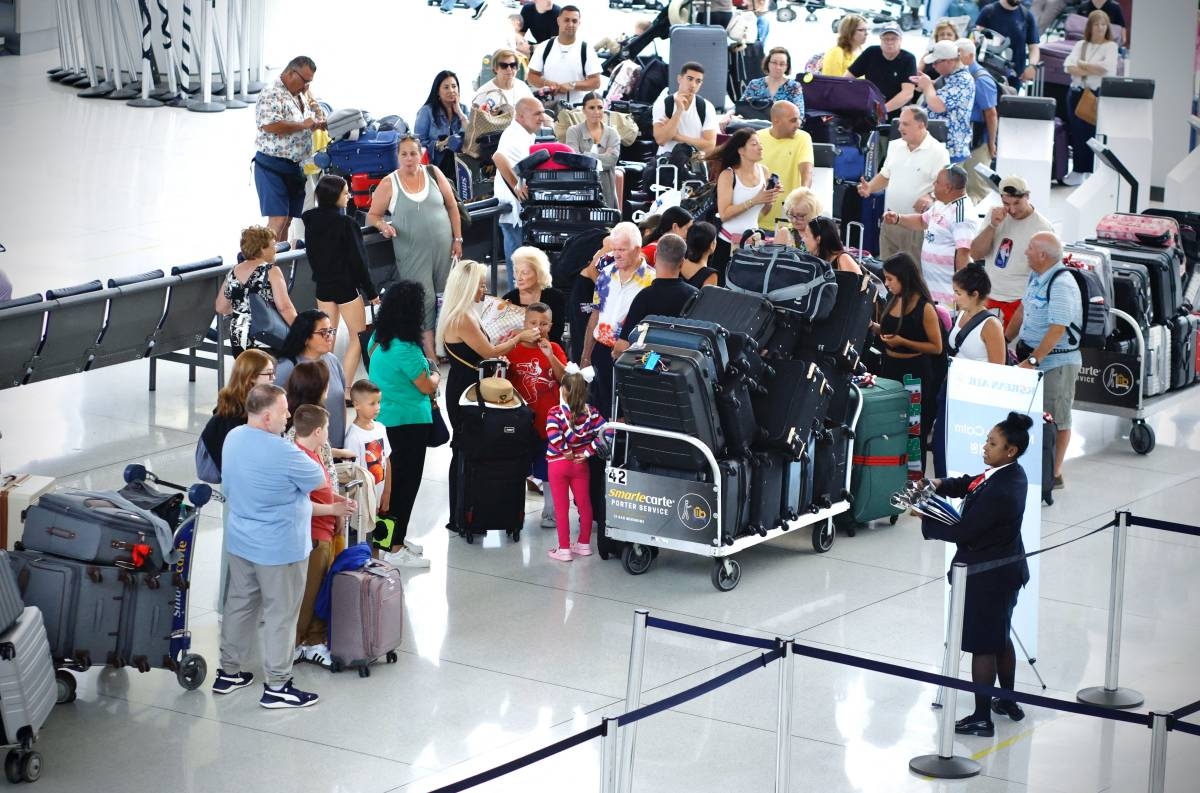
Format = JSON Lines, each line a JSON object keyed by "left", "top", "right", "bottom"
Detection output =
{"left": 1006, "top": 231, "right": 1081, "bottom": 491}
{"left": 957, "top": 38, "right": 999, "bottom": 203}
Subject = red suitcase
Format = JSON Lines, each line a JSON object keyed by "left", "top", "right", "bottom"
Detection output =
{"left": 350, "top": 173, "right": 385, "bottom": 210}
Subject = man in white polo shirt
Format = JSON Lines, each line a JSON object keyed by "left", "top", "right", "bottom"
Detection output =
{"left": 652, "top": 61, "right": 719, "bottom": 155}
{"left": 857, "top": 105, "right": 949, "bottom": 261}
{"left": 526, "top": 5, "right": 601, "bottom": 106}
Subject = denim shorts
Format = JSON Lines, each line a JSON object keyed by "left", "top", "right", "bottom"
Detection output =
{"left": 253, "top": 152, "right": 305, "bottom": 218}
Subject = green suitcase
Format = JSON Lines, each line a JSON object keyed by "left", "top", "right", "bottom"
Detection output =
{"left": 839, "top": 378, "right": 910, "bottom": 532}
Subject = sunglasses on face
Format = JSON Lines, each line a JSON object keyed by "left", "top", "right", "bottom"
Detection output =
{"left": 497, "top": 61, "right": 518, "bottom": 70}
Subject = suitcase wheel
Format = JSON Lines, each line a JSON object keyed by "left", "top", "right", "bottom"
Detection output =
{"left": 19, "top": 753, "right": 41, "bottom": 784}
{"left": 464, "top": 531, "right": 475, "bottom": 545}
{"left": 889, "top": 515, "right": 899, "bottom": 526}
{"left": 0, "top": 643, "right": 12, "bottom": 662}
{"left": 5, "top": 751, "right": 21, "bottom": 784}
{"left": 55, "top": 669, "right": 78, "bottom": 704}
{"left": 386, "top": 651, "right": 398, "bottom": 664}
{"left": 330, "top": 659, "right": 344, "bottom": 673}
{"left": 358, "top": 666, "right": 370, "bottom": 678}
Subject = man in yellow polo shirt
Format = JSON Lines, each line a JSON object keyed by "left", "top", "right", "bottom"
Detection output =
{"left": 758, "top": 100, "right": 814, "bottom": 232}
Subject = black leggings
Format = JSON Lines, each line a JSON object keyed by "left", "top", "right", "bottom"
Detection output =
{"left": 385, "top": 423, "right": 431, "bottom": 548}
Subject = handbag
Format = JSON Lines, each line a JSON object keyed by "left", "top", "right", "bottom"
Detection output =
{"left": 554, "top": 108, "right": 639, "bottom": 146}
{"left": 463, "top": 92, "right": 513, "bottom": 158}
{"left": 1075, "top": 86, "right": 1098, "bottom": 126}
{"left": 427, "top": 399, "right": 451, "bottom": 447}
{"left": 247, "top": 289, "right": 289, "bottom": 349}
{"left": 426, "top": 165, "right": 472, "bottom": 232}
{"left": 194, "top": 438, "right": 221, "bottom": 484}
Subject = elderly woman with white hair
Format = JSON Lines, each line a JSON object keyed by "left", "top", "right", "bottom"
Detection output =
{"left": 502, "top": 246, "right": 567, "bottom": 344}
{"left": 580, "top": 221, "right": 655, "bottom": 419}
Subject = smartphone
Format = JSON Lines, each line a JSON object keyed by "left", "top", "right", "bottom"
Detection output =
{"left": 766, "top": 173, "right": 780, "bottom": 190}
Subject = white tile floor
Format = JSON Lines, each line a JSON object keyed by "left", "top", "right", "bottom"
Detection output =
{"left": 2, "top": 3, "right": 1200, "bottom": 791}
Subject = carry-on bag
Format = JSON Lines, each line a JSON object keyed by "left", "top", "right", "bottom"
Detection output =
{"left": 116, "top": 568, "right": 175, "bottom": 672}
{"left": 627, "top": 315, "right": 731, "bottom": 373}
{"left": 0, "top": 551, "right": 25, "bottom": 634}
{"left": 21, "top": 490, "right": 171, "bottom": 570}
{"left": 726, "top": 244, "right": 839, "bottom": 322}
{"left": 810, "top": 425, "right": 852, "bottom": 510}
{"left": 329, "top": 558, "right": 404, "bottom": 677}
{"left": 317, "top": 130, "right": 401, "bottom": 175}
{"left": 799, "top": 75, "right": 886, "bottom": 130}
{"left": 1144, "top": 323, "right": 1172, "bottom": 398}
{"left": 799, "top": 269, "right": 875, "bottom": 366}
{"left": 1096, "top": 213, "right": 1181, "bottom": 251}
{"left": 840, "top": 378, "right": 907, "bottom": 527}
{"left": 683, "top": 286, "right": 777, "bottom": 345}
{"left": 8, "top": 550, "right": 122, "bottom": 668}
{"left": 668, "top": 25, "right": 728, "bottom": 112}
{"left": 1087, "top": 241, "right": 1184, "bottom": 325}
{"left": 0, "top": 607, "right": 55, "bottom": 753}
{"left": 750, "top": 359, "right": 830, "bottom": 456}
{"left": 781, "top": 451, "right": 815, "bottom": 522}
{"left": 1171, "top": 314, "right": 1200, "bottom": 389}
{"left": 747, "top": 453, "right": 788, "bottom": 536}
{"left": 1110, "top": 263, "right": 1154, "bottom": 332}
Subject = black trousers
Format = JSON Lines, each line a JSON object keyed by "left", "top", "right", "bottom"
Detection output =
{"left": 589, "top": 342, "right": 616, "bottom": 420}
{"left": 385, "top": 423, "right": 430, "bottom": 546}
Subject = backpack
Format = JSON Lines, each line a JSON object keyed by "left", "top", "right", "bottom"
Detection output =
{"left": 1047, "top": 265, "right": 1111, "bottom": 350}
{"left": 662, "top": 94, "right": 708, "bottom": 125}
{"left": 538, "top": 37, "right": 592, "bottom": 80}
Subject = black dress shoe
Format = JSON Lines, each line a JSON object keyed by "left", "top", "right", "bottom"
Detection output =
{"left": 991, "top": 697, "right": 1026, "bottom": 721}
{"left": 954, "top": 716, "right": 995, "bottom": 737}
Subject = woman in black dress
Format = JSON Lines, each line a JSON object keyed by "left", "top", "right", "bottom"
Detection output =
{"left": 301, "top": 174, "right": 379, "bottom": 388}
{"left": 680, "top": 222, "right": 720, "bottom": 289}
{"left": 923, "top": 412, "right": 1034, "bottom": 737}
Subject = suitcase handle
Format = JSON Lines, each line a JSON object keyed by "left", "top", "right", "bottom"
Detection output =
{"left": 44, "top": 526, "right": 77, "bottom": 540}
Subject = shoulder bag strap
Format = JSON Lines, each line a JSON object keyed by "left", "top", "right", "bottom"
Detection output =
{"left": 952, "top": 309, "right": 996, "bottom": 353}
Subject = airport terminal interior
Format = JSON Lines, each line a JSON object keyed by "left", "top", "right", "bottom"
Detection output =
{"left": 0, "top": 0, "right": 1198, "bottom": 790}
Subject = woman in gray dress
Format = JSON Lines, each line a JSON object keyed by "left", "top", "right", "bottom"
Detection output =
{"left": 367, "top": 134, "right": 464, "bottom": 361}
{"left": 565, "top": 92, "right": 620, "bottom": 209}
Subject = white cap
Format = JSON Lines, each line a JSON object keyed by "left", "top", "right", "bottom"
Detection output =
{"left": 924, "top": 40, "right": 960, "bottom": 64}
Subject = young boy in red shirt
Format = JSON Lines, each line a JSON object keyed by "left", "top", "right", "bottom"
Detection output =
{"left": 505, "top": 302, "right": 567, "bottom": 527}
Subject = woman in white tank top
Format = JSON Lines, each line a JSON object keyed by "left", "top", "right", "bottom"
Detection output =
{"left": 709, "top": 128, "right": 781, "bottom": 281}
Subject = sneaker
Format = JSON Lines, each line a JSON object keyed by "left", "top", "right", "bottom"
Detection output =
{"left": 1053, "top": 474, "right": 1064, "bottom": 490}
{"left": 405, "top": 539, "right": 424, "bottom": 556}
{"left": 540, "top": 514, "right": 557, "bottom": 529}
{"left": 571, "top": 542, "right": 592, "bottom": 557}
{"left": 440, "top": 7, "right": 452, "bottom": 13}
{"left": 547, "top": 548, "right": 573, "bottom": 562}
{"left": 1062, "top": 172, "right": 1085, "bottom": 187}
{"left": 390, "top": 547, "right": 431, "bottom": 568}
{"left": 260, "top": 679, "right": 320, "bottom": 709}
{"left": 212, "top": 669, "right": 254, "bottom": 695}
{"left": 472, "top": 0, "right": 488, "bottom": 19}
{"left": 526, "top": 477, "right": 543, "bottom": 495}
{"left": 303, "top": 643, "right": 333, "bottom": 670}
{"left": 294, "top": 645, "right": 306, "bottom": 663}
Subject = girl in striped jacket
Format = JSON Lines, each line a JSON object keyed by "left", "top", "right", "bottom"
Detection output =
{"left": 545, "top": 365, "right": 606, "bottom": 562}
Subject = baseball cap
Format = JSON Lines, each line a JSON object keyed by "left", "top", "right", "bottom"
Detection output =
{"left": 924, "top": 40, "right": 960, "bottom": 64}
{"left": 878, "top": 22, "right": 903, "bottom": 38}
{"left": 998, "top": 175, "right": 1030, "bottom": 196}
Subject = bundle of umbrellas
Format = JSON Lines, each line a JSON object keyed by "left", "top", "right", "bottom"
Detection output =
{"left": 891, "top": 480, "right": 961, "bottom": 526}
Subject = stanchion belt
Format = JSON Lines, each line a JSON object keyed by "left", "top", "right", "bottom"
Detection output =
{"left": 1125, "top": 514, "right": 1200, "bottom": 538}
{"left": 645, "top": 615, "right": 779, "bottom": 649}
{"left": 964, "top": 519, "right": 1116, "bottom": 576}
{"left": 616, "top": 648, "right": 785, "bottom": 727}
{"left": 428, "top": 722, "right": 607, "bottom": 793}
{"left": 1172, "top": 720, "right": 1200, "bottom": 738}
{"left": 1171, "top": 697, "right": 1200, "bottom": 721}
{"left": 789, "top": 641, "right": 1152, "bottom": 727}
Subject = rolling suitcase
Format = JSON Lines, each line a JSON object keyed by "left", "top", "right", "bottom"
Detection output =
{"left": 1096, "top": 213, "right": 1181, "bottom": 250}
{"left": 781, "top": 451, "right": 815, "bottom": 522}
{"left": 8, "top": 551, "right": 122, "bottom": 668}
{"left": 1052, "top": 118, "right": 1068, "bottom": 184}
{"left": 748, "top": 453, "right": 788, "bottom": 536}
{"left": 1110, "top": 263, "right": 1154, "bottom": 333}
{"left": 454, "top": 392, "right": 536, "bottom": 541}
{"left": 841, "top": 378, "right": 908, "bottom": 528}
{"left": 799, "top": 270, "right": 875, "bottom": 366}
{"left": 751, "top": 359, "right": 830, "bottom": 456}
{"left": 683, "top": 286, "right": 777, "bottom": 346}
{"left": 0, "top": 607, "right": 55, "bottom": 756}
{"left": 1144, "top": 323, "right": 1172, "bottom": 398}
{"left": 616, "top": 345, "right": 726, "bottom": 468}
{"left": 1087, "top": 241, "right": 1184, "bottom": 326}
{"left": 21, "top": 491, "right": 169, "bottom": 570}
{"left": 726, "top": 245, "right": 839, "bottom": 322}
{"left": 810, "top": 426, "right": 852, "bottom": 510}
{"left": 627, "top": 315, "right": 731, "bottom": 372}
{"left": 1169, "top": 314, "right": 1198, "bottom": 390}
{"left": 329, "top": 558, "right": 404, "bottom": 677}
{"left": 0, "top": 552, "right": 24, "bottom": 633}
{"left": 669, "top": 25, "right": 728, "bottom": 112}
{"left": 117, "top": 568, "right": 174, "bottom": 672}
{"left": 1, "top": 475, "right": 54, "bottom": 552}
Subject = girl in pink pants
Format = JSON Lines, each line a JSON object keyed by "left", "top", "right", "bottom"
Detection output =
{"left": 544, "top": 367, "right": 607, "bottom": 562}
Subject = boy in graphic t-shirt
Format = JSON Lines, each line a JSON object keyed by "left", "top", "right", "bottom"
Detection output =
{"left": 293, "top": 405, "right": 356, "bottom": 670}
{"left": 504, "top": 303, "right": 567, "bottom": 527}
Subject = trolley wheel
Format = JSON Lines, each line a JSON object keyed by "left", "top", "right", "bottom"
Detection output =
{"left": 176, "top": 653, "right": 207, "bottom": 691}
{"left": 4, "top": 752, "right": 20, "bottom": 784}
{"left": 812, "top": 519, "right": 835, "bottom": 553}
{"left": 55, "top": 670, "right": 77, "bottom": 704}
{"left": 776, "top": 6, "right": 796, "bottom": 22}
{"left": 331, "top": 659, "right": 343, "bottom": 673}
{"left": 20, "top": 752, "right": 40, "bottom": 783}
{"left": 845, "top": 525, "right": 857, "bottom": 538}
{"left": 621, "top": 543, "right": 655, "bottom": 575}
{"left": 1129, "top": 421, "right": 1155, "bottom": 455}
{"left": 900, "top": 14, "right": 919, "bottom": 31}
{"left": 386, "top": 651, "right": 398, "bottom": 664}
{"left": 889, "top": 514, "right": 899, "bottom": 525}
{"left": 711, "top": 558, "right": 741, "bottom": 592}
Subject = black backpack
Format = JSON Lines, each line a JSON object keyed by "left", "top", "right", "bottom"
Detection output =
{"left": 537, "top": 37, "right": 592, "bottom": 80}
{"left": 662, "top": 93, "right": 708, "bottom": 125}
{"left": 1047, "top": 265, "right": 1112, "bottom": 350}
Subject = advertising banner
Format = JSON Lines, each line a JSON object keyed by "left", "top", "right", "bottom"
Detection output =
{"left": 605, "top": 466, "right": 719, "bottom": 545}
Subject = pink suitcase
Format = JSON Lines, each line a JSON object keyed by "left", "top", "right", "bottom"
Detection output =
{"left": 1095, "top": 213, "right": 1181, "bottom": 250}
{"left": 329, "top": 559, "right": 404, "bottom": 677}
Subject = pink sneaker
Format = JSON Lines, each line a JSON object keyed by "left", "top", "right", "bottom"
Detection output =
{"left": 571, "top": 542, "right": 592, "bottom": 557}
{"left": 547, "top": 548, "right": 573, "bottom": 562}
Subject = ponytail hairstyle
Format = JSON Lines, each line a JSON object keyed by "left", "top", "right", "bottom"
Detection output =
{"left": 994, "top": 411, "right": 1034, "bottom": 458}
{"left": 560, "top": 371, "right": 590, "bottom": 423}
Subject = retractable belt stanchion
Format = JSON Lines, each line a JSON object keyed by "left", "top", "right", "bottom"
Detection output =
{"left": 220, "top": 0, "right": 247, "bottom": 108}
{"left": 909, "top": 563, "right": 981, "bottom": 779}
{"left": 1077, "top": 511, "right": 1144, "bottom": 709}
{"left": 58, "top": 0, "right": 89, "bottom": 86}
{"left": 187, "top": 0, "right": 224, "bottom": 112}
{"left": 599, "top": 717, "right": 618, "bottom": 793}
{"left": 80, "top": 0, "right": 117, "bottom": 97}
{"left": 153, "top": 0, "right": 186, "bottom": 105}
{"left": 246, "top": 0, "right": 265, "bottom": 93}
{"left": 236, "top": 0, "right": 252, "bottom": 100}
{"left": 1147, "top": 711, "right": 1170, "bottom": 793}
{"left": 774, "top": 639, "right": 794, "bottom": 793}
{"left": 49, "top": 0, "right": 72, "bottom": 80}
{"left": 617, "top": 609, "right": 649, "bottom": 793}
{"left": 180, "top": 0, "right": 197, "bottom": 94}
{"left": 107, "top": 0, "right": 141, "bottom": 100}
{"left": 128, "top": 0, "right": 163, "bottom": 107}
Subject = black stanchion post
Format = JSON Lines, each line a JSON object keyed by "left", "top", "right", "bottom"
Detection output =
{"left": 1077, "top": 511, "right": 1144, "bottom": 709}
{"left": 1147, "top": 711, "right": 1169, "bottom": 793}
{"left": 909, "top": 563, "right": 981, "bottom": 779}
{"left": 618, "top": 609, "right": 649, "bottom": 793}
{"left": 774, "top": 639, "right": 793, "bottom": 793}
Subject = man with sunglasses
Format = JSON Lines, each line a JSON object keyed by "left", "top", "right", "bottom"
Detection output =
{"left": 254, "top": 56, "right": 326, "bottom": 244}
{"left": 969, "top": 175, "right": 1053, "bottom": 328}
{"left": 472, "top": 48, "right": 535, "bottom": 109}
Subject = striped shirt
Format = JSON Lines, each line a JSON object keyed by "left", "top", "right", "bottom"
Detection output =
{"left": 920, "top": 195, "right": 976, "bottom": 305}
{"left": 545, "top": 404, "right": 607, "bottom": 462}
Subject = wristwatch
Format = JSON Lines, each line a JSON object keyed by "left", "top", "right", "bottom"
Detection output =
{"left": 453, "top": 237, "right": 463, "bottom": 243}
{"left": 1027, "top": 356, "right": 1039, "bottom": 368}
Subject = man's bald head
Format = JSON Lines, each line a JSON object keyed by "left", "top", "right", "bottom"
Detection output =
{"left": 769, "top": 101, "right": 802, "bottom": 137}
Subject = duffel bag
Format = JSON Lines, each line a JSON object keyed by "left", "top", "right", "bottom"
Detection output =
{"left": 726, "top": 243, "right": 839, "bottom": 322}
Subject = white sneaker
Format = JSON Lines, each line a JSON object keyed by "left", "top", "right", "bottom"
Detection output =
{"left": 303, "top": 643, "right": 333, "bottom": 669}
{"left": 1062, "top": 171, "right": 1086, "bottom": 187}
{"left": 390, "top": 547, "right": 431, "bottom": 568}
{"left": 294, "top": 645, "right": 306, "bottom": 663}
{"left": 405, "top": 539, "right": 424, "bottom": 556}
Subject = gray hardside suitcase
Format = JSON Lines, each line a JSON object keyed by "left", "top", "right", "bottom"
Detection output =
{"left": 21, "top": 491, "right": 166, "bottom": 570}
{"left": 1144, "top": 323, "right": 1172, "bottom": 398}
{"left": 0, "top": 607, "right": 56, "bottom": 749}
{"left": 669, "top": 25, "right": 728, "bottom": 112}
{"left": 0, "top": 552, "right": 25, "bottom": 635}
{"left": 329, "top": 559, "right": 404, "bottom": 677}
{"left": 8, "top": 551, "right": 122, "bottom": 668}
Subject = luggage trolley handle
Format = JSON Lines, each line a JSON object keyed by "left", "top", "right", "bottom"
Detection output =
{"left": 123, "top": 464, "right": 223, "bottom": 508}
{"left": 844, "top": 220, "right": 866, "bottom": 262}
{"left": 1108, "top": 308, "right": 1146, "bottom": 412}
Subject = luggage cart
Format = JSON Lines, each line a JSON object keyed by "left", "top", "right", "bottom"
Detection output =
{"left": 1073, "top": 309, "right": 1199, "bottom": 455}
{"left": 604, "top": 384, "right": 860, "bottom": 592}
{"left": 52, "top": 465, "right": 214, "bottom": 703}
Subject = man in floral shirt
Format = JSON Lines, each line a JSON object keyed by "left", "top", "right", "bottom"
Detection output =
{"left": 580, "top": 222, "right": 654, "bottom": 418}
{"left": 254, "top": 56, "right": 326, "bottom": 242}
{"left": 912, "top": 41, "right": 975, "bottom": 164}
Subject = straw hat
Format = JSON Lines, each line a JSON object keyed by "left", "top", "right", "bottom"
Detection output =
{"left": 463, "top": 377, "right": 522, "bottom": 407}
